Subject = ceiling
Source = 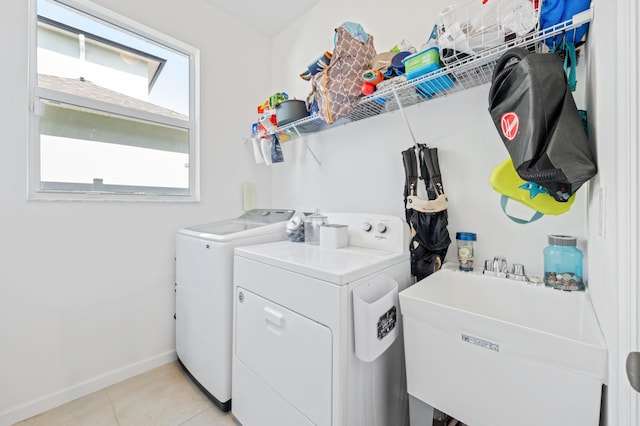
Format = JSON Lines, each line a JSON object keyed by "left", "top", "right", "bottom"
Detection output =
{"left": 202, "top": 0, "right": 319, "bottom": 37}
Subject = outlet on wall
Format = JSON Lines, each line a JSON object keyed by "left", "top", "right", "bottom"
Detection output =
{"left": 243, "top": 182, "right": 256, "bottom": 211}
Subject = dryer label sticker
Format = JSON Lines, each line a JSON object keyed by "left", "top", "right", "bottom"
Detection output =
{"left": 461, "top": 333, "right": 500, "bottom": 352}
{"left": 377, "top": 306, "right": 397, "bottom": 340}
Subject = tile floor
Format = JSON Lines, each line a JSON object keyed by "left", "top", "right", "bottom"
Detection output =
{"left": 14, "top": 361, "right": 239, "bottom": 426}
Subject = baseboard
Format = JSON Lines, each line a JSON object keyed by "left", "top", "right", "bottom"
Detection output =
{"left": 0, "top": 350, "right": 177, "bottom": 426}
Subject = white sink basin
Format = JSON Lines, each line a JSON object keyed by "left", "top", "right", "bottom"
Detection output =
{"left": 399, "top": 263, "right": 607, "bottom": 426}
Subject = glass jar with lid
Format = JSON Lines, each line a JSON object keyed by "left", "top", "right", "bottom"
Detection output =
{"left": 456, "top": 232, "right": 477, "bottom": 271}
{"left": 304, "top": 209, "right": 328, "bottom": 245}
{"left": 543, "top": 235, "right": 584, "bottom": 291}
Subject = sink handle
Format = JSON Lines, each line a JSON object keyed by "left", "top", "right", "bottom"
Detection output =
{"left": 493, "top": 256, "right": 508, "bottom": 277}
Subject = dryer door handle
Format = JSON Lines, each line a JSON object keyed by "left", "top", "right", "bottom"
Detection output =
{"left": 263, "top": 306, "right": 285, "bottom": 328}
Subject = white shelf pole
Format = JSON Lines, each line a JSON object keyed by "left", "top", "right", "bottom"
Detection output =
{"left": 393, "top": 89, "right": 420, "bottom": 147}
{"left": 292, "top": 126, "right": 321, "bottom": 166}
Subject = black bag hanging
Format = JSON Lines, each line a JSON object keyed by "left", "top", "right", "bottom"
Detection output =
{"left": 402, "top": 144, "right": 451, "bottom": 281}
{"left": 488, "top": 47, "right": 597, "bottom": 202}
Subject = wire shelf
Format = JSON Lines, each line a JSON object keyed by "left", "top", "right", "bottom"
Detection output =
{"left": 274, "top": 5, "right": 592, "bottom": 138}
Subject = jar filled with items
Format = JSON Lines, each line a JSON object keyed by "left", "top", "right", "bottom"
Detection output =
{"left": 456, "top": 232, "right": 476, "bottom": 272}
{"left": 543, "top": 235, "right": 584, "bottom": 291}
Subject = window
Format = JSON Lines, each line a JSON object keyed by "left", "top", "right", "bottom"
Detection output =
{"left": 29, "top": 0, "right": 199, "bottom": 200}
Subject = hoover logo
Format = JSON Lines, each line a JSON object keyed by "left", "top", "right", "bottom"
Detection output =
{"left": 501, "top": 112, "right": 519, "bottom": 141}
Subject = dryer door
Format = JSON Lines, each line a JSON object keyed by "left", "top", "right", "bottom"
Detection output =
{"left": 235, "top": 287, "right": 332, "bottom": 426}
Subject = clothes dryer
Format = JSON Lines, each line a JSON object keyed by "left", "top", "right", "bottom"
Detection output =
{"left": 232, "top": 213, "right": 412, "bottom": 426}
{"left": 175, "top": 209, "right": 294, "bottom": 411}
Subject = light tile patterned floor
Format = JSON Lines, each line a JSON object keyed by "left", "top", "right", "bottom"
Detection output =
{"left": 14, "top": 361, "right": 239, "bottom": 426}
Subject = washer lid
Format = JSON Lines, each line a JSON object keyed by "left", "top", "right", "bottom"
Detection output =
{"left": 179, "top": 209, "right": 294, "bottom": 241}
{"left": 235, "top": 240, "right": 409, "bottom": 285}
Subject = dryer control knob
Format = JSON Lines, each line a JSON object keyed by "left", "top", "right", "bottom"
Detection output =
{"left": 376, "top": 223, "right": 387, "bottom": 233}
{"left": 362, "top": 222, "right": 372, "bottom": 232}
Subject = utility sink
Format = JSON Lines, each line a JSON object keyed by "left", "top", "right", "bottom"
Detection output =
{"left": 399, "top": 263, "right": 607, "bottom": 426}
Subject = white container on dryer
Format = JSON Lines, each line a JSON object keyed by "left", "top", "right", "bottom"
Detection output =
{"left": 175, "top": 208, "right": 294, "bottom": 411}
{"left": 232, "top": 213, "right": 412, "bottom": 426}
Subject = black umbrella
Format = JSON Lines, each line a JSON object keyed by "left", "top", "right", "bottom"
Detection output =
{"left": 402, "top": 144, "right": 451, "bottom": 281}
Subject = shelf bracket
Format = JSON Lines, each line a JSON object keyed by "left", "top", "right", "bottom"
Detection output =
{"left": 292, "top": 125, "right": 321, "bottom": 166}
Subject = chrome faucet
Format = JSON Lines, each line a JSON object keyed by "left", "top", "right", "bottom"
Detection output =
{"left": 483, "top": 256, "right": 528, "bottom": 282}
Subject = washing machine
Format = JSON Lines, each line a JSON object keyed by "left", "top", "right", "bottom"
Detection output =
{"left": 175, "top": 208, "right": 294, "bottom": 411}
{"left": 232, "top": 213, "right": 412, "bottom": 426}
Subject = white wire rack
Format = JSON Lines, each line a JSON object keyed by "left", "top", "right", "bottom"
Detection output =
{"left": 437, "top": 0, "right": 541, "bottom": 65}
{"left": 273, "top": 4, "right": 592, "bottom": 138}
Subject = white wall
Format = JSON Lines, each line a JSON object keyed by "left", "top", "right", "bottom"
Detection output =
{"left": 270, "top": 0, "right": 587, "bottom": 277}
{"left": 584, "top": 1, "right": 619, "bottom": 424}
{"left": 0, "top": 1, "right": 272, "bottom": 424}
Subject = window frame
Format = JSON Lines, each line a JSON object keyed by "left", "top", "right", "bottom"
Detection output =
{"left": 28, "top": 0, "right": 200, "bottom": 202}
